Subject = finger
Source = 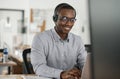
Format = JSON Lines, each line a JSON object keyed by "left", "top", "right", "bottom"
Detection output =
{"left": 75, "top": 77, "right": 78, "bottom": 79}
{"left": 68, "top": 71, "right": 81, "bottom": 77}
{"left": 62, "top": 74, "right": 75, "bottom": 79}
{"left": 68, "top": 71, "right": 81, "bottom": 79}
{"left": 69, "top": 69, "right": 81, "bottom": 76}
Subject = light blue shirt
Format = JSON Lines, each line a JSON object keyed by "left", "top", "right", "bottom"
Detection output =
{"left": 31, "top": 28, "right": 87, "bottom": 79}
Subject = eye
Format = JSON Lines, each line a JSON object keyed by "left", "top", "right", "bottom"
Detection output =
{"left": 60, "top": 17, "right": 68, "bottom": 21}
{"left": 70, "top": 18, "right": 76, "bottom": 22}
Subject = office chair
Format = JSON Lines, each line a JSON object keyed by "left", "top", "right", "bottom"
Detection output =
{"left": 85, "top": 45, "right": 92, "bottom": 53}
{"left": 0, "top": 49, "right": 4, "bottom": 52}
{"left": 22, "top": 48, "right": 34, "bottom": 74}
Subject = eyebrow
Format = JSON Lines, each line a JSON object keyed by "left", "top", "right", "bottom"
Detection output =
{"left": 60, "top": 16, "right": 75, "bottom": 19}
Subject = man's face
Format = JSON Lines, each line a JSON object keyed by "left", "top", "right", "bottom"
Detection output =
{"left": 55, "top": 9, "right": 76, "bottom": 34}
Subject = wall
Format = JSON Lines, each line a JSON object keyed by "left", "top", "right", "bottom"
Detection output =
{"left": 0, "top": 0, "right": 29, "bottom": 51}
{"left": 0, "top": 0, "right": 29, "bottom": 17}
{"left": 0, "top": 0, "right": 91, "bottom": 53}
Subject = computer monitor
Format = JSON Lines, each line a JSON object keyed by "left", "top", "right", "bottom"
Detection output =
{"left": 88, "top": 0, "right": 120, "bottom": 79}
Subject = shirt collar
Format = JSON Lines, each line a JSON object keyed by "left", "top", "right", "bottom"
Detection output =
{"left": 51, "top": 28, "right": 70, "bottom": 42}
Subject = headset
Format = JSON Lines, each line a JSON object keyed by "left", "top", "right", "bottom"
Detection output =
{"left": 53, "top": 3, "right": 76, "bottom": 22}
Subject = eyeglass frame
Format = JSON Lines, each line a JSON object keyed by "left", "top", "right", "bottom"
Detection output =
{"left": 58, "top": 16, "right": 77, "bottom": 23}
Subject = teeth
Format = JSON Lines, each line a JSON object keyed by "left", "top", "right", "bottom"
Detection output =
{"left": 65, "top": 27, "right": 70, "bottom": 30}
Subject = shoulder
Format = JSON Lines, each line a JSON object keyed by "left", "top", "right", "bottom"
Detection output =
{"left": 69, "top": 33, "right": 82, "bottom": 41}
{"left": 69, "top": 33, "right": 84, "bottom": 47}
{"left": 33, "top": 29, "right": 52, "bottom": 42}
{"left": 69, "top": 33, "right": 86, "bottom": 51}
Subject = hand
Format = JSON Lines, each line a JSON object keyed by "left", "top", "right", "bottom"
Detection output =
{"left": 60, "top": 70, "right": 75, "bottom": 79}
{"left": 60, "top": 68, "right": 82, "bottom": 79}
{"left": 68, "top": 68, "right": 82, "bottom": 79}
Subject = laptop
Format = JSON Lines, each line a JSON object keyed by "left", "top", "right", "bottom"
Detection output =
{"left": 81, "top": 53, "right": 92, "bottom": 79}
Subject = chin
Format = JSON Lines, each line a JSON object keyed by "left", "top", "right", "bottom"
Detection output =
{"left": 63, "top": 30, "right": 70, "bottom": 34}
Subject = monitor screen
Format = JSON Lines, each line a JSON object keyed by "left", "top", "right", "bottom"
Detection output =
{"left": 88, "top": 0, "right": 120, "bottom": 79}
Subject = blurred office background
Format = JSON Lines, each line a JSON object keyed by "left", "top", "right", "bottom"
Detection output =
{"left": 0, "top": 0, "right": 90, "bottom": 52}
{"left": 0, "top": 0, "right": 91, "bottom": 74}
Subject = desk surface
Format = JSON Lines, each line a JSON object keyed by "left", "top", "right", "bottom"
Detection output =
{"left": 0, "top": 75, "right": 51, "bottom": 79}
{"left": 9, "top": 53, "right": 23, "bottom": 63}
{"left": 0, "top": 61, "right": 17, "bottom": 66}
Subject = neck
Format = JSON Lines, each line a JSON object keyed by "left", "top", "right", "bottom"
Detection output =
{"left": 54, "top": 27, "right": 68, "bottom": 40}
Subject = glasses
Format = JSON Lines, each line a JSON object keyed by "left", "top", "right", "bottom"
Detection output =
{"left": 58, "top": 16, "right": 76, "bottom": 23}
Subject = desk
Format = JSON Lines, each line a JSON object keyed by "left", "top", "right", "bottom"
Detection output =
{"left": 0, "top": 75, "right": 22, "bottom": 79}
{"left": 9, "top": 53, "right": 24, "bottom": 74}
{"left": 0, "top": 61, "right": 17, "bottom": 74}
{"left": 0, "top": 75, "right": 51, "bottom": 79}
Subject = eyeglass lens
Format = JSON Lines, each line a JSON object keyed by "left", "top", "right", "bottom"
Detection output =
{"left": 59, "top": 16, "right": 76, "bottom": 23}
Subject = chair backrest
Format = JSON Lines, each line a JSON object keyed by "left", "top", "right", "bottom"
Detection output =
{"left": 0, "top": 49, "right": 4, "bottom": 52}
{"left": 22, "top": 48, "right": 34, "bottom": 74}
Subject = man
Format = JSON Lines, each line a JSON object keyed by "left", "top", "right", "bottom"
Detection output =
{"left": 31, "top": 3, "right": 87, "bottom": 79}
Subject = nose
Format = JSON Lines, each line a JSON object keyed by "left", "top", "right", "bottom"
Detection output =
{"left": 65, "top": 20, "right": 74, "bottom": 26}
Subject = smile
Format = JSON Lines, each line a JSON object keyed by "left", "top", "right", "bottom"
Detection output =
{"left": 64, "top": 27, "right": 71, "bottom": 30}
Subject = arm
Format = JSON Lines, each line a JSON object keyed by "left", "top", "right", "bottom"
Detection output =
{"left": 76, "top": 38, "right": 87, "bottom": 70}
{"left": 60, "top": 38, "right": 87, "bottom": 79}
{"left": 31, "top": 34, "right": 63, "bottom": 79}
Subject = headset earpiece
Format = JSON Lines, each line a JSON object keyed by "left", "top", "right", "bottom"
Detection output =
{"left": 53, "top": 15, "right": 58, "bottom": 22}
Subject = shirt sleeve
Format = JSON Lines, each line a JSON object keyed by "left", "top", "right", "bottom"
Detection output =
{"left": 31, "top": 34, "right": 63, "bottom": 79}
{"left": 76, "top": 38, "right": 87, "bottom": 70}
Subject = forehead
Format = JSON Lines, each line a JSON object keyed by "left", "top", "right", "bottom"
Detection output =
{"left": 58, "top": 9, "right": 76, "bottom": 18}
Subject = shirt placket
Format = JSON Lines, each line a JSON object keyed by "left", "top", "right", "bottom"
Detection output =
{"left": 60, "top": 41, "right": 67, "bottom": 70}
